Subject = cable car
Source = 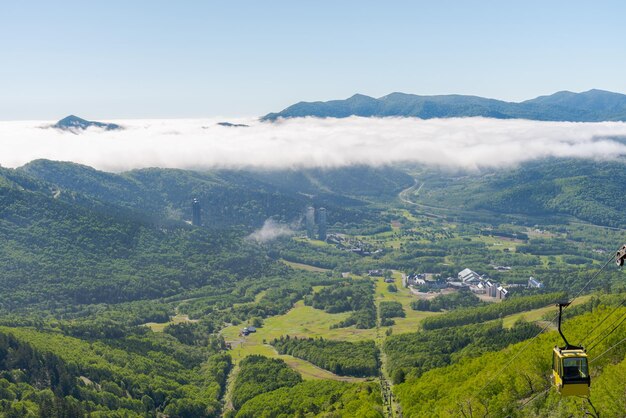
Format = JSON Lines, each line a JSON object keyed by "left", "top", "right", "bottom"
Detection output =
{"left": 551, "top": 303, "right": 590, "bottom": 397}
{"left": 550, "top": 245, "right": 626, "bottom": 397}
{"left": 552, "top": 347, "right": 590, "bottom": 396}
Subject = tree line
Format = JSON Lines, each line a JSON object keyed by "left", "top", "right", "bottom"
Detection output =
{"left": 420, "top": 292, "right": 567, "bottom": 330}
{"left": 271, "top": 336, "right": 379, "bottom": 377}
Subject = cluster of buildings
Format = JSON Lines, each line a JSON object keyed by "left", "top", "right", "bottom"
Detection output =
{"left": 405, "top": 273, "right": 446, "bottom": 289}
{"left": 406, "top": 267, "right": 546, "bottom": 300}
{"left": 450, "top": 268, "right": 510, "bottom": 299}
{"left": 406, "top": 268, "right": 510, "bottom": 299}
{"left": 325, "top": 234, "right": 383, "bottom": 256}
{"left": 305, "top": 206, "right": 327, "bottom": 241}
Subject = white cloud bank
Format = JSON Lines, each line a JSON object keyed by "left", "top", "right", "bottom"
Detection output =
{"left": 2, "top": 117, "right": 626, "bottom": 172}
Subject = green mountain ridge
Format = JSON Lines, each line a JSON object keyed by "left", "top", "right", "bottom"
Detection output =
{"left": 417, "top": 158, "right": 626, "bottom": 228}
{"left": 19, "top": 160, "right": 413, "bottom": 232}
{"left": 263, "top": 89, "right": 626, "bottom": 122}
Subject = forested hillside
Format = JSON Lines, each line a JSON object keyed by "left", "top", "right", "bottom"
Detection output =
{"left": 392, "top": 295, "right": 626, "bottom": 417}
{"left": 271, "top": 336, "right": 380, "bottom": 377}
{"left": 235, "top": 380, "right": 383, "bottom": 417}
{"left": 0, "top": 171, "right": 280, "bottom": 308}
{"left": 417, "top": 158, "right": 626, "bottom": 227}
{"left": 0, "top": 327, "right": 231, "bottom": 417}
{"left": 19, "top": 160, "right": 413, "bottom": 231}
{"left": 1, "top": 158, "right": 626, "bottom": 417}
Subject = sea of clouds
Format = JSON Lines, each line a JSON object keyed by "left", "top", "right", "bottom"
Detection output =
{"left": 2, "top": 116, "right": 626, "bottom": 172}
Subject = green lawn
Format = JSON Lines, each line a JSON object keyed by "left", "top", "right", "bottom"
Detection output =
{"left": 222, "top": 301, "right": 377, "bottom": 346}
{"left": 281, "top": 259, "right": 330, "bottom": 272}
{"left": 473, "top": 235, "right": 523, "bottom": 252}
{"left": 221, "top": 301, "right": 371, "bottom": 382}
{"left": 221, "top": 272, "right": 438, "bottom": 362}
{"left": 143, "top": 314, "right": 197, "bottom": 332}
{"left": 293, "top": 237, "right": 332, "bottom": 247}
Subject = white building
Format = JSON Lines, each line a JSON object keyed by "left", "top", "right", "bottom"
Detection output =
{"left": 458, "top": 268, "right": 481, "bottom": 285}
{"left": 528, "top": 276, "right": 544, "bottom": 288}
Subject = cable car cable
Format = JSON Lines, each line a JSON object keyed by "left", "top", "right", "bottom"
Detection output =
{"left": 584, "top": 303, "right": 626, "bottom": 348}
{"left": 580, "top": 298, "right": 626, "bottom": 346}
{"left": 474, "top": 313, "right": 559, "bottom": 398}
{"left": 586, "top": 311, "right": 626, "bottom": 352}
{"left": 589, "top": 335, "right": 626, "bottom": 364}
{"left": 577, "top": 245, "right": 626, "bottom": 347}
{"left": 517, "top": 388, "right": 550, "bottom": 410}
{"left": 566, "top": 252, "right": 616, "bottom": 305}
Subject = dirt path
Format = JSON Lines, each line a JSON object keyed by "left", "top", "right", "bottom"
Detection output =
{"left": 221, "top": 362, "right": 240, "bottom": 417}
{"left": 375, "top": 301, "right": 402, "bottom": 417}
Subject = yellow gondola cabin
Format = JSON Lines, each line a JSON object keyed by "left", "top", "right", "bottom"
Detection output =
{"left": 552, "top": 346, "right": 590, "bottom": 397}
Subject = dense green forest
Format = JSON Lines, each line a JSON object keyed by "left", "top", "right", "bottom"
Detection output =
{"left": 271, "top": 336, "right": 380, "bottom": 377}
{"left": 379, "top": 301, "right": 405, "bottom": 326}
{"left": 305, "top": 279, "right": 378, "bottom": 329}
{"left": 0, "top": 327, "right": 231, "bottom": 417}
{"left": 384, "top": 321, "right": 542, "bottom": 382}
{"left": 0, "top": 172, "right": 285, "bottom": 308}
{"left": 235, "top": 380, "right": 383, "bottom": 418}
{"left": 229, "top": 355, "right": 301, "bottom": 411}
{"left": 411, "top": 288, "right": 483, "bottom": 312}
{"left": 19, "top": 160, "right": 412, "bottom": 232}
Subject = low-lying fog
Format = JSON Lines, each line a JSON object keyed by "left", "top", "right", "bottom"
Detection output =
{"left": 2, "top": 116, "right": 626, "bottom": 172}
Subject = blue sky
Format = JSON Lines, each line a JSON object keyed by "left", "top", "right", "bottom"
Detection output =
{"left": 1, "top": 1, "right": 625, "bottom": 119}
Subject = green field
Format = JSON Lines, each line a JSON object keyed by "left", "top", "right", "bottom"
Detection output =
{"left": 221, "top": 301, "right": 374, "bottom": 382}
{"left": 222, "top": 300, "right": 375, "bottom": 346}
{"left": 473, "top": 234, "right": 523, "bottom": 252}
{"left": 143, "top": 313, "right": 197, "bottom": 332}
{"left": 221, "top": 270, "right": 440, "bottom": 381}
{"left": 281, "top": 259, "right": 331, "bottom": 272}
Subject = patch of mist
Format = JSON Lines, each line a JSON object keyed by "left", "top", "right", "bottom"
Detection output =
{"left": 246, "top": 218, "right": 297, "bottom": 243}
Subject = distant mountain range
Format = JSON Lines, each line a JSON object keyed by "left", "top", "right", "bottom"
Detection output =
{"left": 52, "top": 115, "right": 121, "bottom": 132}
{"left": 262, "top": 89, "right": 626, "bottom": 122}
